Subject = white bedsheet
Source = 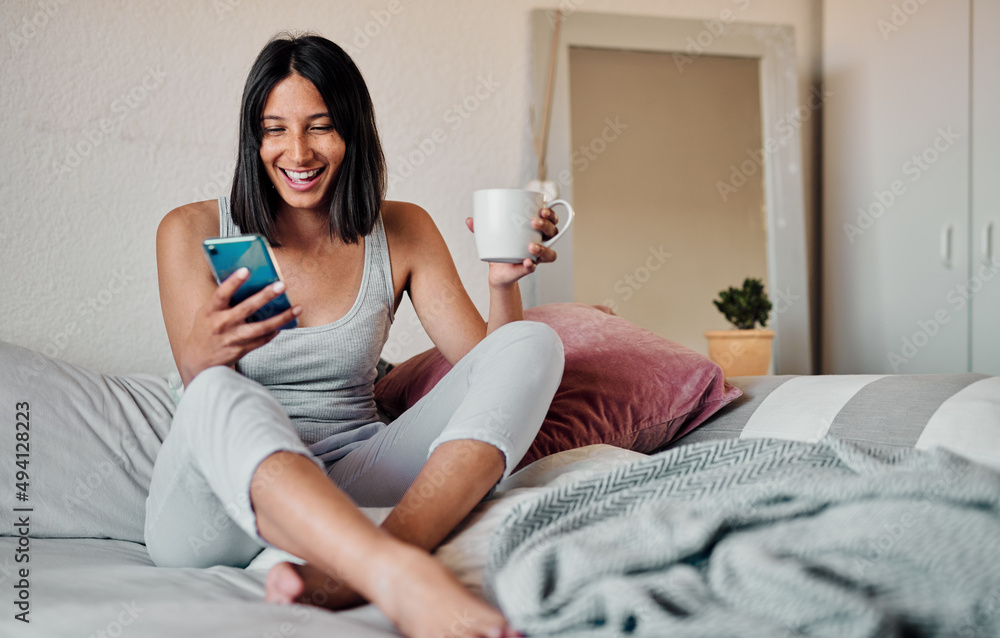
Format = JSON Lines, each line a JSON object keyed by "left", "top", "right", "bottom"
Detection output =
{"left": 1, "top": 444, "right": 645, "bottom": 638}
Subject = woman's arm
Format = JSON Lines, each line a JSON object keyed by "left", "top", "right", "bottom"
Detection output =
{"left": 386, "top": 202, "right": 486, "bottom": 365}
{"left": 157, "top": 202, "right": 227, "bottom": 380}
{"left": 385, "top": 201, "right": 559, "bottom": 365}
{"left": 156, "top": 202, "right": 300, "bottom": 386}
{"left": 484, "top": 277, "right": 524, "bottom": 334}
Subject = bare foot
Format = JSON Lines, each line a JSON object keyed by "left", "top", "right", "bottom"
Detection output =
{"left": 268, "top": 547, "right": 520, "bottom": 638}
{"left": 371, "top": 545, "right": 522, "bottom": 638}
{"left": 265, "top": 543, "right": 522, "bottom": 638}
{"left": 265, "top": 561, "right": 365, "bottom": 609}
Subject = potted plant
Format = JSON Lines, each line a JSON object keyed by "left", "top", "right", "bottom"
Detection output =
{"left": 704, "top": 277, "right": 774, "bottom": 376}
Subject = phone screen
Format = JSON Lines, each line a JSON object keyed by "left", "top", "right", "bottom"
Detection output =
{"left": 203, "top": 235, "right": 298, "bottom": 329}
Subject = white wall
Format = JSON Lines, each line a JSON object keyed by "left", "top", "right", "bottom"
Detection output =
{"left": 0, "top": 0, "right": 821, "bottom": 376}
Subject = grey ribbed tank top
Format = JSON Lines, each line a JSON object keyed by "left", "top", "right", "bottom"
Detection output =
{"left": 218, "top": 197, "right": 395, "bottom": 463}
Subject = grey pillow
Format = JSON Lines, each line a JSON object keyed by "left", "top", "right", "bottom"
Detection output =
{"left": 0, "top": 341, "right": 176, "bottom": 543}
{"left": 667, "top": 373, "right": 1000, "bottom": 471}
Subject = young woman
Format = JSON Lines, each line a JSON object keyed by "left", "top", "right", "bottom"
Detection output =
{"left": 145, "top": 33, "right": 565, "bottom": 638}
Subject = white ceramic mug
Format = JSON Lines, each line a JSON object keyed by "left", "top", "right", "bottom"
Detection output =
{"left": 472, "top": 188, "right": 576, "bottom": 263}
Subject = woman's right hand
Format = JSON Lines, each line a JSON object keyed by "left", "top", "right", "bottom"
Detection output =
{"left": 178, "top": 267, "right": 301, "bottom": 386}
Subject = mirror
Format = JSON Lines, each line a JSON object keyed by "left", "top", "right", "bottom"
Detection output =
{"left": 530, "top": 11, "right": 813, "bottom": 375}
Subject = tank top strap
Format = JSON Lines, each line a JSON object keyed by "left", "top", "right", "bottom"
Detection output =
{"left": 369, "top": 212, "right": 396, "bottom": 324}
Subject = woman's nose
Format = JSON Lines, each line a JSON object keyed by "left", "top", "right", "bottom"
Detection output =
{"left": 286, "top": 134, "right": 312, "bottom": 164}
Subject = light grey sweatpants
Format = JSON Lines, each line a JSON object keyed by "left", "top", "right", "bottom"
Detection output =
{"left": 144, "top": 320, "right": 564, "bottom": 569}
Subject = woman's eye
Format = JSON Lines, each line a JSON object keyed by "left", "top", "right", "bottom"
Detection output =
{"left": 312, "top": 126, "right": 333, "bottom": 132}
{"left": 264, "top": 127, "right": 284, "bottom": 135}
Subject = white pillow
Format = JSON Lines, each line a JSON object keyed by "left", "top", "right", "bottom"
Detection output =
{"left": 0, "top": 341, "right": 175, "bottom": 543}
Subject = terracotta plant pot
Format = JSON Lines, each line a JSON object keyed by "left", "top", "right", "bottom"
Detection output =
{"left": 704, "top": 329, "right": 775, "bottom": 376}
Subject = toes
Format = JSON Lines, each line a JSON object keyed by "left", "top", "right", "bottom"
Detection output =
{"left": 265, "top": 562, "right": 304, "bottom": 604}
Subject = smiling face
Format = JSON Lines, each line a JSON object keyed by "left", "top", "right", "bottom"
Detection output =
{"left": 259, "top": 73, "right": 346, "bottom": 215}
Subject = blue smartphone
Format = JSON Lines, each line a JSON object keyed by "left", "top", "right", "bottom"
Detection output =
{"left": 202, "top": 235, "right": 299, "bottom": 330}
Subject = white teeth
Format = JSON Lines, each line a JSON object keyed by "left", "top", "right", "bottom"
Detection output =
{"left": 284, "top": 168, "right": 320, "bottom": 180}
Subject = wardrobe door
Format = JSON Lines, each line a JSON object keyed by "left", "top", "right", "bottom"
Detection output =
{"left": 972, "top": 0, "right": 1000, "bottom": 375}
{"left": 823, "top": 0, "right": 971, "bottom": 373}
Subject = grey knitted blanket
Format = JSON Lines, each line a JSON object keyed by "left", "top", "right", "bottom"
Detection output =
{"left": 485, "top": 437, "right": 1000, "bottom": 637}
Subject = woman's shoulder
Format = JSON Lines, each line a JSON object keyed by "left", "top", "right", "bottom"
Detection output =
{"left": 380, "top": 199, "right": 438, "bottom": 245}
{"left": 158, "top": 199, "right": 220, "bottom": 242}
{"left": 156, "top": 199, "right": 221, "bottom": 259}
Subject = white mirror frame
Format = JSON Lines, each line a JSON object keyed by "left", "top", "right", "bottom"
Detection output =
{"left": 530, "top": 10, "right": 813, "bottom": 375}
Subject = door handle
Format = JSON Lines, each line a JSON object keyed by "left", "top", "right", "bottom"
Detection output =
{"left": 941, "top": 222, "right": 954, "bottom": 269}
{"left": 983, "top": 221, "right": 995, "bottom": 267}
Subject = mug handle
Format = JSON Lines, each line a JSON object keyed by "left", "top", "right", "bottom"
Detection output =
{"left": 540, "top": 199, "right": 575, "bottom": 248}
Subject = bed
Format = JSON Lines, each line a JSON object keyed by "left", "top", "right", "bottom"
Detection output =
{"left": 2, "top": 303, "right": 999, "bottom": 637}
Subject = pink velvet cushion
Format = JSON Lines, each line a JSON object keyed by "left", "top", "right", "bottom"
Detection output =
{"left": 374, "top": 302, "right": 742, "bottom": 470}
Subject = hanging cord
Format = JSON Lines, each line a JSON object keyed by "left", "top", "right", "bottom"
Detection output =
{"left": 534, "top": 9, "right": 563, "bottom": 182}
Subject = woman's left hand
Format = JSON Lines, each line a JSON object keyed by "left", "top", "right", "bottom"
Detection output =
{"left": 465, "top": 207, "right": 560, "bottom": 288}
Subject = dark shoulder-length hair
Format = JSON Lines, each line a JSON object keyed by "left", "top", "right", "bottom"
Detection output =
{"left": 230, "top": 32, "right": 386, "bottom": 246}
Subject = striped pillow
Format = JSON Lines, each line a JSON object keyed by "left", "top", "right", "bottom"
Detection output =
{"left": 668, "top": 374, "right": 1000, "bottom": 471}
